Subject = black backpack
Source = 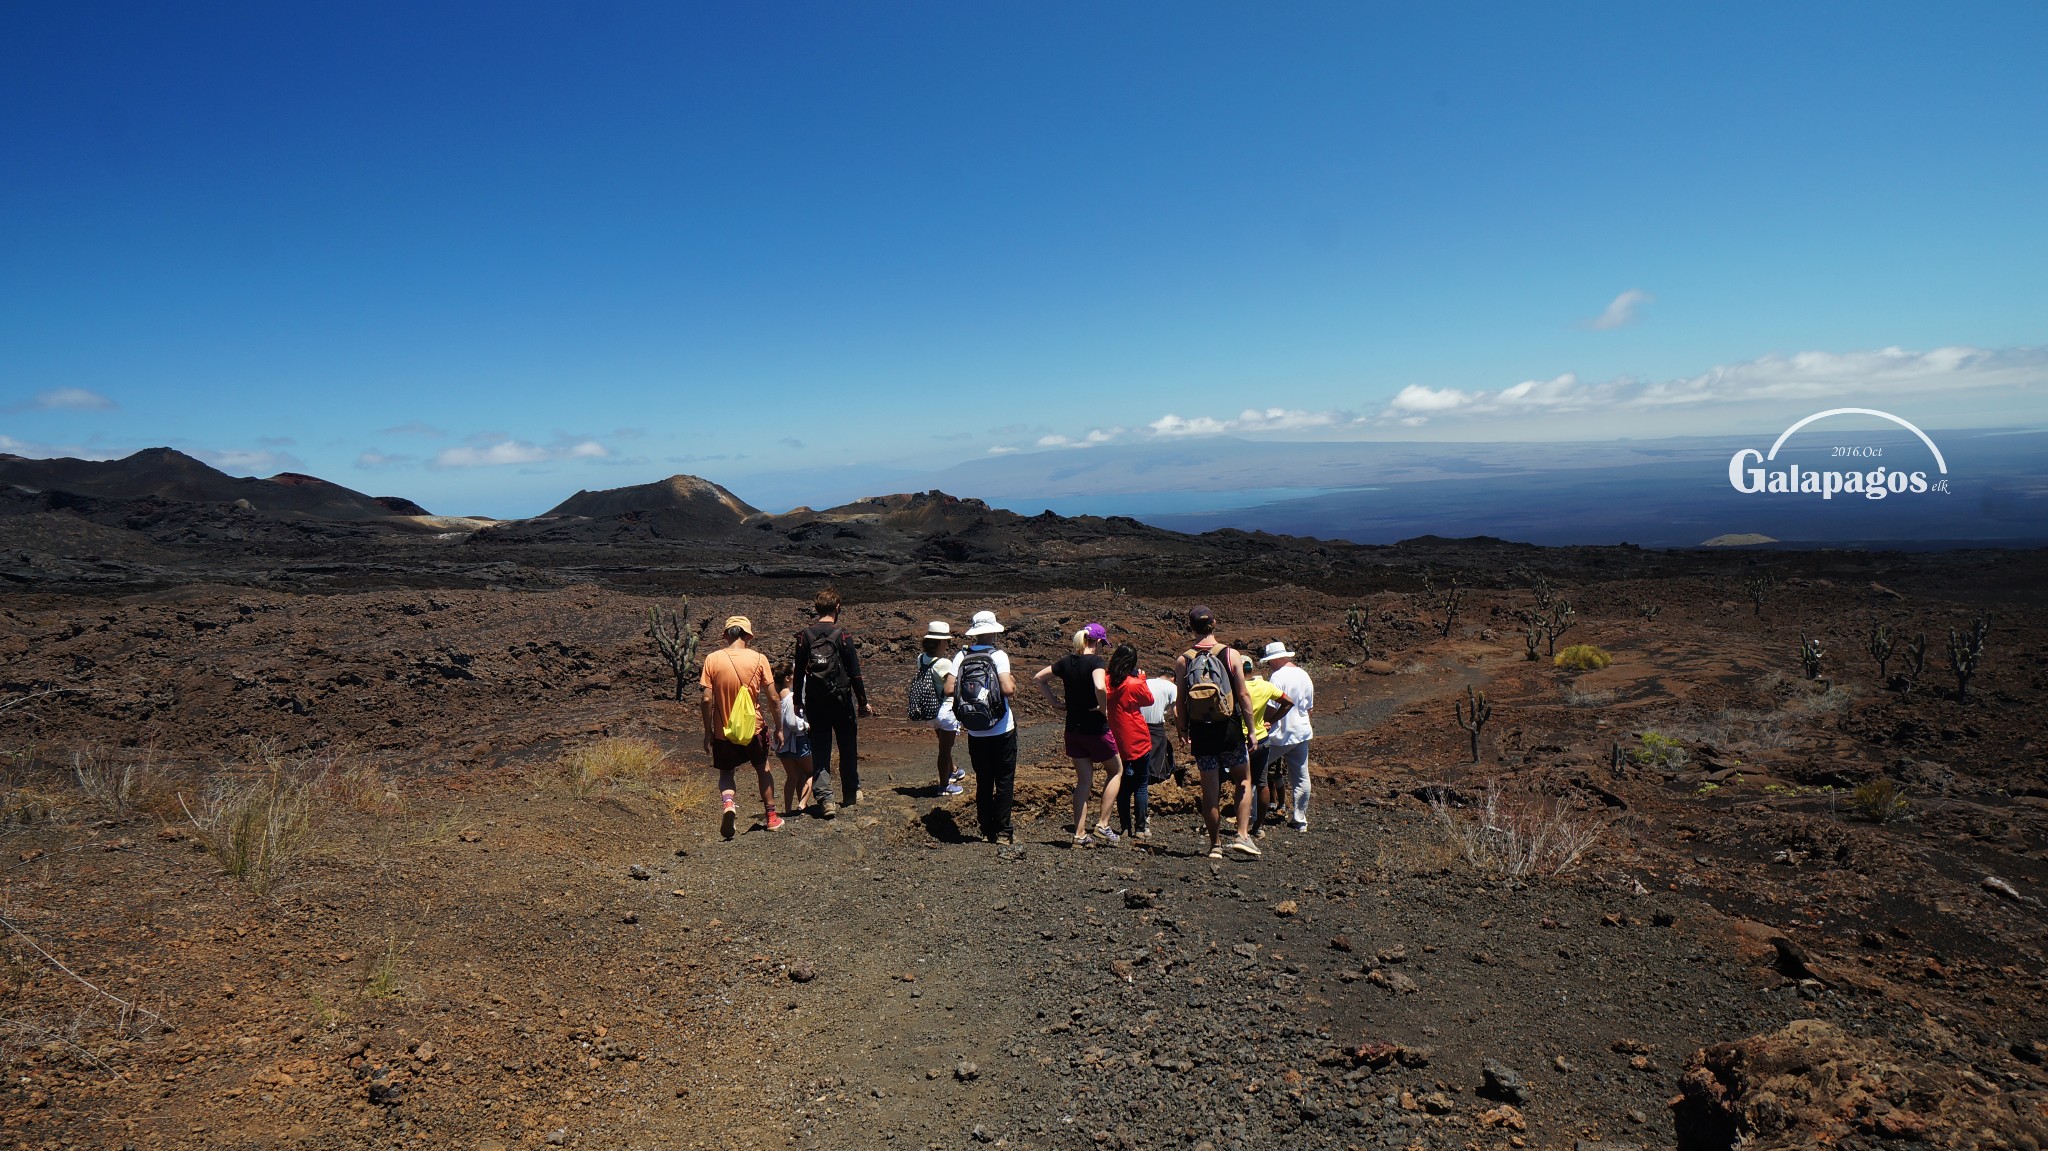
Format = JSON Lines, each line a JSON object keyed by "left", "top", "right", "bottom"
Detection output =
{"left": 906, "top": 653, "right": 944, "bottom": 722}
{"left": 799, "top": 624, "right": 852, "bottom": 698}
{"left": 951, "top": 650, "right": 1008, "bottom": 732}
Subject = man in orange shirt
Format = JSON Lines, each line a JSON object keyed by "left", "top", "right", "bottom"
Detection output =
{"left": 700, "top": 615, "right": 783, "bottom": 839}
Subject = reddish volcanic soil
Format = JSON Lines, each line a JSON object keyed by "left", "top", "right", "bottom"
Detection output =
{"left": 2, "top": 538, "right": 2046, "bottom": 1150}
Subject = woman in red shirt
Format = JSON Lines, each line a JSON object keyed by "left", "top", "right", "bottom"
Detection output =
{"left": 1105, "top": 644, "right": 1155, "bottom": 840}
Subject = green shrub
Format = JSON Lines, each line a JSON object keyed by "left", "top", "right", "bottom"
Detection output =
{"left": 1553, "top": 644, "right": 1612, "bottom": 670}
{"left": 1629, "top": 731, "right": 1689, "bottom": 769}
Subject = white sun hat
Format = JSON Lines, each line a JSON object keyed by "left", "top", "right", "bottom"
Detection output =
{"left": 1259, "top": 641, "right": 1296, "bottom": 663}
{"left": 924, "top": 620, "right": 952, "bottom": 641}
{"left": 964, "top": 610, "right": 1005, "bottom": 636}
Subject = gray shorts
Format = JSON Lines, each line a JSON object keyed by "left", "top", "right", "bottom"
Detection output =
{"left": 1194, "top": 746, "right": 1249, "bottom": 780}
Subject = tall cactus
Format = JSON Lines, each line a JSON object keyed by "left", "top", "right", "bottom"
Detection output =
{"left": 1344, "top": 605, "right": 1373, "bottom": 659}
{"left": 1454, "top": 684, "right": 1492, "bottom": 763}
{"left": 648, "top": 596, "right": 702, "bottom": 702}
{"left": 1545, "top": 600, "right": 1577, "bottom": 658}
{"left": 1867, "top": 620, "right": 1894, "bottom": 682}
{"left": 1900, "top": 632, "right": 1928, "bottom": 694}
{"left": 1948, "top": 615, "right": 1988, "bottom": 701}
{"left": 1423, "top": 571, "right": 1465, "bottom": 638}
{"left": 1745, "top": 573, "right": 1773, "bottom": 617}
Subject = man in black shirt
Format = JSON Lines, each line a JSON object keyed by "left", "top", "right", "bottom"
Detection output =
{"left": 793, "top": 586, "right": 871, "bottom": 817}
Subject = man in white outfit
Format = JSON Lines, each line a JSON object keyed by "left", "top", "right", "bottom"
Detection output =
{"left": 1260, "top": 641, "right": 1315, "bottom": 831}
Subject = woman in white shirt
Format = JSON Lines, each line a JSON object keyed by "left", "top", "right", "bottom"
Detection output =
{"left": 921, "top": 622, "right": 964, "bottom": 796}
{"left": 774, "top": 664, "right": 813, "bottom": 816}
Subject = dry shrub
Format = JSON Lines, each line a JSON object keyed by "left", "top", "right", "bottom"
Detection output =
{"left": 1786, "top": 684, "right": 1852, "bottom": 717}
{"left": 1851, "top": 778, "right": 1910, "bottom": 824}
{"left": 559, "top": 737, "right": 670, "bottom": 798}
{"left": 1429, "top": 782, "right": 1610, "bottom": 882}
{"left": 1553, "top": 644, "right": 1612, "bottom": 670}
{"left": 1559, "top": 684, "right": 1615, "bottom": 707}
{"left": 650, "top": 777, "right": 717, "bottom": 823}
{"left": 180, "top": 768, "right": 319, "bottom": 895}
{"left": 68, "top": 746, "right": 174, "bottom": 816}
{"left": 0, "top": 778, "right": 73, "bottom": 827}
{"left": 318, "top": 758, "right": 407, "bottom": 817}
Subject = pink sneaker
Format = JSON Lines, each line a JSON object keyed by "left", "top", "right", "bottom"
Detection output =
{"left": 765, "top": 811, "right": 785, "bottom": 831}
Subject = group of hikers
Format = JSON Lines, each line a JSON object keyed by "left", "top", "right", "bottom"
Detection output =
{"left": 697, "top": 588, "right": 1315, "bottom": 859}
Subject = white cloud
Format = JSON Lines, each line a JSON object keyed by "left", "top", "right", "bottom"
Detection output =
{"left": 987, "top": 445, "right": 1020, "bottom": 456}
{"left": 432, "top": 437, "right": 612, "bottom": 469}
{"left": 1385, "top": 386, "right": 1474, "bottom": 414}
{"left": 1149, "top": 414, "right": 1229, "bottom": 437}
{"left": 356, "top": 451, "right": 415, "bottom": 469}
{"left": 380, "top": 421, "right": 448, "bottom": 438}
{"left": 196, "top": 448, "right": 300, "bottom": 475}
{"left": 1150, "top": 408, "right": 1344, "bottom": 438}
{"left": 1585, "top": 289, "right": 1652, "bottom": 331}
{"left": 1371, "top": 345, "right": 2048, "bottom": 426}
{"left": 5, "top": 387, "right": 116, "bottom": 414}
{"left": 1037, "top": 434, "right": 1072, "bottom": 448}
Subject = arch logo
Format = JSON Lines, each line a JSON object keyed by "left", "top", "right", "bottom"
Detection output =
{"left": 1728, "top": 408, "right": 1952, "bottom": 500}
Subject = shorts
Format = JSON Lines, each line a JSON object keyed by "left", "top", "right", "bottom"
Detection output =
{"left": 931, "top": 701, "right": 960, "bottom": 735}
{"left": 1063, "top": 727, "right": 1119, "bottom": 763}
{"left": 775, "top": 731, "right": 812, "bottom": 760}
{"left": 711, "top": 736, "right": 769, "bottom": 773}
{"left": 1194, "top": 745, "right": 1250, "bottom": 781}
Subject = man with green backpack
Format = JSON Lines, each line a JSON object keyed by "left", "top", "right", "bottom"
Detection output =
{"left": 700, "top": 615, "right": 783, "bottom": 840}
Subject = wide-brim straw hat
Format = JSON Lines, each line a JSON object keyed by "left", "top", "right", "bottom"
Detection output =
{"left": 1260, "top": 641, "right": 1296, "bottom": 663}
{"left": 924, "top": 620, "right": 953, "bottom": 641}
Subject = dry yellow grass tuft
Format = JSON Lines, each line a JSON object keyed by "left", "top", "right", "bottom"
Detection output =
{"left": 318, "top": 757, "right": 408, "bottom": 817}
{"left": 559, "top": 736, "right": 673, "bottom": 799}
{"left": 650, "top": 777, "right": 717, "bottom": 823}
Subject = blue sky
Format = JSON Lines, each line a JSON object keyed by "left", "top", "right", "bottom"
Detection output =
{"left": 3, "top": 2, "right": 2044, "bottom": 517}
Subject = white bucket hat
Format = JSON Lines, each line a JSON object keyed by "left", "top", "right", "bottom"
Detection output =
{"left": 964, "top": 610, "right": 1004, "bottom": 637}
{"left": 1259, "top": 641, "right": 1296, "bottom": 663}
{"left": 924, "top": 620, "right": 952, "bottom": 641}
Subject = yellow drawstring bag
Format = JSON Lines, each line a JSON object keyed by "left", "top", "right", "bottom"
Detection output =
{"left": 721, "top": 670, "right": 759, "bottom": 745}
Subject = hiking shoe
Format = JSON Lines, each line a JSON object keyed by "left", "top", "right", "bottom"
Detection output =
{"left": 720, "top": 804, "right": 737, "bottom": 841}
{"left": 765, "top": 811, "right": 785, "bottom": 831}
{"left": 1290, "top": 820, "right": 1308, "bottom": 832}
{"left": 1229, "top": 834, "right": 1262, "bottom": 857}
{"left": 1207, "top": 843, "right": 1224, "bottom": 859}
{"left": 949, "top": 768, "right": 966, "bottom": 783}
{"left": 1072, "top": 833, "right": 1094, "bottom": 848}
{"left": 1254, "top": 827, "right": 1268, "bottom": 839}
{"left": 940, "top": 783, "right": 964, "bottom": 796}
{"left": 1133, "top": 827, "right": 1151, "bottom": 840}
{"left": 1000, "top": 830, "right": 1015, "bottom": 845}
{"left": 1093, "top": 825, "right": 1120, "bottom": 844}
{"left": 818, "top": 802, "right": 837, "bottom": 820}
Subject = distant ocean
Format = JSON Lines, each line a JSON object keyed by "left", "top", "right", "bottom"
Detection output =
{"left": 974, "top": 430, "right": 2048, "bottom": 550}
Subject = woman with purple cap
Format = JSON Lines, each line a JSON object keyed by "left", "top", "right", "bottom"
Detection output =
{"left": 1035, "top": 622, "right": 1125, "bottom": 846}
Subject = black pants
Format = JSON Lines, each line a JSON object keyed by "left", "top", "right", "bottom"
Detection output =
{"left": 966, "top": 729, "right": 1016, "bottom": 841}
{"left": 806, "top": 691, "right": 860, "bottom": 805}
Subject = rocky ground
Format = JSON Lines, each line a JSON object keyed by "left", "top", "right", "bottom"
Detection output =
{"left": 2, "top": 526, "right": 2046, "bottom": 1149}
